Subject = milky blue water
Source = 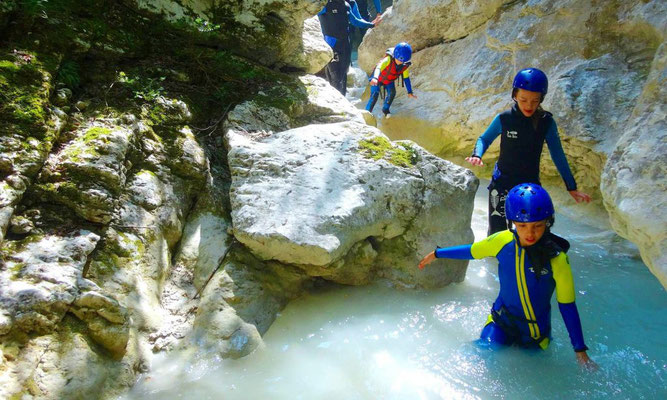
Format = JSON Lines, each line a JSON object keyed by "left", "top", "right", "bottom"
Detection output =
{"left": 126, "top": 184, "right": 666, "bottom": 400}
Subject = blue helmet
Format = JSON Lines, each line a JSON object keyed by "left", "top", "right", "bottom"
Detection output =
{"left": 512, "top": 68, "right": 548, "bottom": 95}
{"left": 505, "top": 183, "right": 554, "bottom": 223}
{"left": 393, "top": 42, "right": 412, "bottom": 62}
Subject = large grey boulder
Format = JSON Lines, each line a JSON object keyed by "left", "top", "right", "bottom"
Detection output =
{"left": 226, "top": 116, "right": 478, "bottom": 288}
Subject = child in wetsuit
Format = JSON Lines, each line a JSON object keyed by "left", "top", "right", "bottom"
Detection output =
{"left": 419, "top": 183, "right": 596, "bottom": 368}
{"left": 465, "top": 68, "right": 591, "bottom": 235}
{"left": 365, "top": 42, "right": 417, "bottom": 118}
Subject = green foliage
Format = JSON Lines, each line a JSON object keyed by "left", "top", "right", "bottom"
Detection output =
{"left": 115, "top": 71, "right": 166, "bottom": 102}
{"left": 56, "top": 60, "right": 80, "bottom": 88}
{"left": 194, "top": 17, "right": 221, "bottom": 33}
{"left": 1, "top": 0, "right": 48, "bottom": 16}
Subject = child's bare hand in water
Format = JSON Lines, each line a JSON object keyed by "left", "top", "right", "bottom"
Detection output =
{"left": 576, "top": 351, "right": 599, "bottom": 371}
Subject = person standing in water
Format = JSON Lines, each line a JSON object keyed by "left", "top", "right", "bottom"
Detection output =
{"left": 419, "top": 183, "right": 597, "bottom": 368}
{"left": 465, "top": 68, "right": 591, "bottom": 235}
{"left": 365, "top": 42, "right": 417, "bottom": 118}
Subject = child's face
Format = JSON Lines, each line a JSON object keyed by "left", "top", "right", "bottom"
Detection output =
{"left": 514, "top": 88, "right": 542, "bottom": 117}
{"left": 513, "top": 219, "right": 547, "bottom": 247}
{"left": 395, "top": 59, "right": 404, "bottom": 65}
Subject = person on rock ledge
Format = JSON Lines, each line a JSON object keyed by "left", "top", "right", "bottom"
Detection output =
{"left": 465, "top": 67, "right": 591, "bottom": 235}
{"left": 365, "top": 42, "right": 417, "bottom": 118}
{"left": 318, "top": 0, "right": 381, "bottom": 96}
{"left": 419, "top": 183, "right": 597, "bottom": 369}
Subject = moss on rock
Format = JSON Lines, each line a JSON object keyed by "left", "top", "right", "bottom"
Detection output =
{"left": 359, "top": 136, "right": 419, "bottom": 168}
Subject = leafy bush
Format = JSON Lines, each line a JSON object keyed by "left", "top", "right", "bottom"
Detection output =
{"left": 56, "top": 60, "right": 80, "bottom": 88}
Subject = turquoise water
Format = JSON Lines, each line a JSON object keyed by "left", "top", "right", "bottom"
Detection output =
{"left": 126, "top": 185, "right": 666, "bottom": 399}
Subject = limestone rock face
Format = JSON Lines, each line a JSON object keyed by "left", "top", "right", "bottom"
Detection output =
{"left": 358, "top": 0, "right": 505, "bottom": 72}
{"left": 358, "top": 0, "right": 666, "bottom": 284}
{"left": 0, "top": 96, "right": 208, "bottom": 398}
{"left": 0, "top": 230, "right": 130, "bottom": 361}
{"left": 601, "top": 44, "right": 667, "bottom": 287}
{"left": 226, "top": 96, "right": 478, "bottom": 288}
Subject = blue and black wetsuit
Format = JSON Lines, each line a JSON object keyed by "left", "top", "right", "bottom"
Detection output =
{"left": 352, "top": 0, "right": 383, "bottom": 37}
{"left": 318, "top": 0, "right": 375, "bottom": 95}
{"left": 472, "top": 104, "right": 578, "bottom": 234}
{"left": 434, "top": 230, "right": 588, "bottom": 352}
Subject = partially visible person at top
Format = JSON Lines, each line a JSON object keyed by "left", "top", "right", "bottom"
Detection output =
{"left": 465, "top": 68, "right": 591, "bottom": 235}
{"left": 357, "top": 0, "right": 383, "bottom": 21}
{"left": 365, "top": 42, "right": 417, "bottom": 118}
{"left": 350, "top": 0, "right": 383, "bottom": 46}
{"left": 418, "top": 183, "right": 597, "bottom": 369}
{"left": 318, "top": 0, "right": 380, "bottom": 95}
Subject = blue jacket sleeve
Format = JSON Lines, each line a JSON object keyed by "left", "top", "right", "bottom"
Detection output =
{"left": 472, "top": 115, "right": 502, "bottom": 158}
{"left": 545, "top": 120, "right": 577, "bottom": 191}
{"left": 348, "top": 2, "right": 375, "bottom": 29}
{"left": 558, "top": 302, "right": 588, "bottom": 352}
{"left": 372, "top": 0, "right": 383, "bottom": 14}
{"left": 434, "top": 244, "right": 474, "bottom": 260}
{"left": 404, "top": 77, "right": 412, "bottom": 94}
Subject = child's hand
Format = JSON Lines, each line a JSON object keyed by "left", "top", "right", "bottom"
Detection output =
{"left": 465, "top": 156, "right": 484, "bottom": 167}
{"left": 408, "top": 93, "right": 417, "bottom": 99}
{"left": 575, "top": 351, "right": 599, "bottom": 371}
{"left": 568, "top": 190, "right": 591, "bottom": 203}
{"left": 370, "top": 78, "right": 378, "bottom": 86}
{"left": 418, "top": 251, "right": 436, "bottom": 270}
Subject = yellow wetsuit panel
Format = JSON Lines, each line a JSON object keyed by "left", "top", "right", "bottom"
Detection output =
{"left": 551, "top": 252, "right": 576, "bottom": 304}
{"left": 470, "top": 230, "right": 514, "bottom": 259}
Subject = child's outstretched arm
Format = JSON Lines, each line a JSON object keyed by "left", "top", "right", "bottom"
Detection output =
{"left": 419, "top": 231, "right": 514, "bottom": 270}
{"left": 418, "top": 245, "right": 474, "bottom": 269}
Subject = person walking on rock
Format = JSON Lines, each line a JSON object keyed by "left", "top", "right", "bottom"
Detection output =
{"left": 318, "top": 0, "right": 379, "bottom": 95}
{"left": 365, "top": 42, "right": 417, "bottom": 118}
{"left": 419, "top": 183, "right": 597, "bottom": 369}
{"left": 465, "top": 68, "right": 591, "bottom": 235}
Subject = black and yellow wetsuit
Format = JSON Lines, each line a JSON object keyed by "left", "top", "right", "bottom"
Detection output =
{"left": 435, "top": 230, "right": 588, "bottom": 351}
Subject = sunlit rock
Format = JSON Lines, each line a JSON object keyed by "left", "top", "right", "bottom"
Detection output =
{"left": 31, "top": 123, "right": 135, "bottom": 224}
{"left": 227, "top": 119, "right": 477, "bottom": 288}
{"left": 299, "top": 16, "right": 334, "bottom": 74}
{"left": 601, "top": 43, "right": 667, "bottom": 288}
